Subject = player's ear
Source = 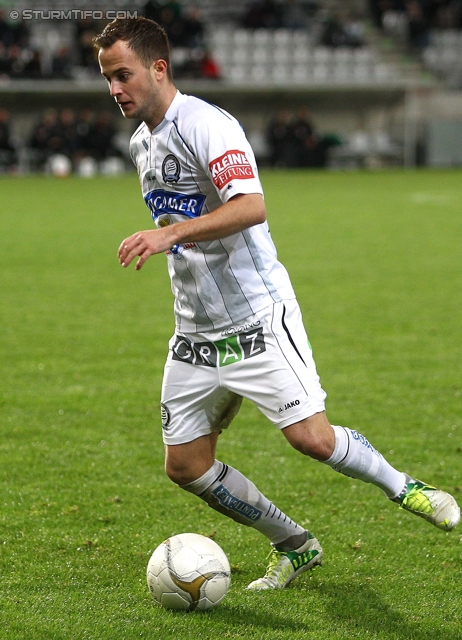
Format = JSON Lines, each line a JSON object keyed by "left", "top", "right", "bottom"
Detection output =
{"left": 151, "top": 58, "right": 168, "bottom": 79}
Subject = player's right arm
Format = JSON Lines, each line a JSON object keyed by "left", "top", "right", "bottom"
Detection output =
{"left": 123, "top": 100, "right": 266, "bottom": 271}
{"left": 118, "top": 192, "right": 266, "bottom": 270}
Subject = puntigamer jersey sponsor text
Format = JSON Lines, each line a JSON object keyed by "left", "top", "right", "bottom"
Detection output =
{"left": 130, "top": 91, "right": 295, "bottom": 332}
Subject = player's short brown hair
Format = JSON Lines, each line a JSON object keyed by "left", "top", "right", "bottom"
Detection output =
{"left": 93, "top": 17, "right": 172, "bottom": 80}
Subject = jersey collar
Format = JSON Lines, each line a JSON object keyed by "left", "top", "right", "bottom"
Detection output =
{"left": 151, "top": 90, "right": 185, "bottom": 135}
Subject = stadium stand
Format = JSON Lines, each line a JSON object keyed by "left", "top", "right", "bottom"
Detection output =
{"left": 210, "top": 27, "right": 398, "bottom": 86}
{"left": 372, "top": 0, "right": 462, "bottom": 88}
{"left": 0, "top": 1, "right": 401, "bottom": 85}
{"left": 422, "top": 29, "right": 462, "bottom": 88}
{"left": 1, "top": 0, "right": 462, "bottom": 172}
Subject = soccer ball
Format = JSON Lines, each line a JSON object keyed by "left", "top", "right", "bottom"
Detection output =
{"left": 146, "top": 533, "right": 231, "bottom": 612}
{"left": 47, "top": 153, "right": 72, "bottom": 178}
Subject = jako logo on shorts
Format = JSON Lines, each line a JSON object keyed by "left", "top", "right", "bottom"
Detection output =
{"left": 277, "top": 399, "right": 300, "bottom": 414}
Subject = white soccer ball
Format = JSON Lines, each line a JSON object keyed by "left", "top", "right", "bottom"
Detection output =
{"left": 146, "top": 533, "right": 231, "bottom": 612}
{"left": 48, "top": 153, "right": 72, "bottom": 178}
{"left": 77, "top": 156, "right": 98, "bottom": 178}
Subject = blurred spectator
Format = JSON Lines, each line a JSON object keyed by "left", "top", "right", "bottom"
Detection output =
{"left": 75, "top": 17, "right": 102, "bottom": 73}
{"left": 11, "top": 18, "right": 30, "bottom": 49}
{"left": 28, "top": 108, "right": 125, "bottom": 173}
{"left": 344, "top": 12, "right": 367, "bottom": 47}
{"left": 200, "top": 49, "right": 221, "bottom": 79}
{"left": 267, "top": 109, "right": 297, "bottom": 167}
{"left": 143, "top": 0, "right": 182, "bottom": 23}
{"left": 371, "top": 1, "right": 442, "bottom": 50}
{"left": 51, "top": 47, "right": 74, "bottom": 79}
{"left": 142, "top": 0, "right": 164, "bottom": 22}
{"left": 0, "top": 13, "right": 30, "bottom": 48}
{"left": 436, "top": 0, "right": 462, "bottom": 29}
{"left": 368, "top": 1, "right": 407, "bottom": 29}
{"left": 6, "top": 45, "right": 25, "bottom": 78}
{"left": 291, "top": 108, "right": 333, "bottom": 167}
{"left": 368, "top": 0, "right": 385, "bottom": 28}
{"left": 175, "top": 46, "right": 221, "bottom": 80}
{"left": 320, "top": 12, "right": 365, "bottom": 47}
{"left": 142, "top": 1, "right": 215, "bottom": 80}
{"left": 0, "top": 41, "right": 9, "bottom": 76}
{"left": 22, "top": 50, "right": 42, "bottom": 79}
{"left": 75, "top": 108, "right": 95, "bottom": 158}
{"left": 428, "top": 0, "right": 450, "bottom": 27}
{"left": 158, "top": 5, "right": 188, "bottom": 46}
{"left": 0, "top": 12, "right": 44, "bottom": 79}
{"left": 0, "top": 108, "right": 18, "bottom": 171}
{"left": 267, "top": 109, "right": 336, "bottom": 168}
{"left": 406, "top": 1, "right": 431, "bottom": 50}
{"left": 320, "top": 14, "right": 347, "bottom": 47}
{"left": 29, "top": 108, "right": 78, "bottom": 167}
{"left": 86, "top": 111, "right": 121, "bottom": 162}
{"left": 29, "top": 109, "right": 59, "bottom": 167}
{"left": 0, "top": 10, "right": 16, "bottom": 47}
{"left": 292, "top": 108, "right": 316, "bottom": 166}
{"left": 0, "top": 5, "right": 212, "bottom": 82}
{"left": 367, "top": 0, "right": 461, "bottom": 34}
{"left": 281, "top": 0, "right": 310, "bottom": 29}
{"left": 54, "top": 108, "right": 78, "bottom": 159}
{"left": 145, "top": 1, "right": 192, "bottom": 47}
{"left": 242, "top": 0, "right": 284, "bottom": 29}
{"left": 182, "top": 7, "right": 205, "bottom": 48}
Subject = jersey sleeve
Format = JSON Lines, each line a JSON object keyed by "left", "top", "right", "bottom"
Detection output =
{"left": 188, "top": 110, "right": 263, "bottom": 204}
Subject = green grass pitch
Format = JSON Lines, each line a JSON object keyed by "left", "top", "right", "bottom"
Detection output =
{"left": 1, "top": 169, "right": 461, "bottom": 639}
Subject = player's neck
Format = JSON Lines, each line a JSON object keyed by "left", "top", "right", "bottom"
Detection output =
{"left": 145, "top": 82, "right": 177, "bottom": 132}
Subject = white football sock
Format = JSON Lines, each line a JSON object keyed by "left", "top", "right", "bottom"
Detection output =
{"left": 324, "top": 425, "right": 407, "bottom": 499}
{"left": 181, "top": 460, "right": 308, "bottom": 550}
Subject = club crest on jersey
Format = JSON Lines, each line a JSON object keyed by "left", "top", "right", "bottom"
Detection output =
{"left": 162, "top": 154, "right": 181, "bottom": 183}
{"left": 209, "top": 149, "right": 255, "bottom": 189}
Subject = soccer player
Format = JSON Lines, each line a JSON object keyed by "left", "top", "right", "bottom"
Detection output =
{"left": 94, "top": 18, "right": 460, "bottom": 590}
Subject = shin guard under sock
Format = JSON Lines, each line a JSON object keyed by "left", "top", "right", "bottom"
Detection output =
{"left": 324, "top": 425, "right": 406, "bottom": 499}
{"left": 181, "top": 460, "right": 308, "bottom": 550}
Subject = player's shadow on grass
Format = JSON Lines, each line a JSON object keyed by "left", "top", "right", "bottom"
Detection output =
{"left": 213, "top": 580, "right": 458, "bottom": 639}
{"left": 214, "top": 603, "right": 314, "bottom": 636}
{"left": 317, "top": 580, "right": 459, "bottom": 640}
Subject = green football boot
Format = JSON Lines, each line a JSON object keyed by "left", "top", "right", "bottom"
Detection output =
{"left": 247, "top": 536, "right": 323, "bottom": 590}
{"left": 398, "top": 479, "right": 460, "bottom": 531}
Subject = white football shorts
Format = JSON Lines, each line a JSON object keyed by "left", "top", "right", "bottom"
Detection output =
{"left": 160, "top": 299, "right": 327, "bottom": 445}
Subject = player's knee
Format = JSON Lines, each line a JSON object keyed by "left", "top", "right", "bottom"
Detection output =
{"left": 165, "top": 435, "right": 217, "bottom": 486}
{"left": 165, "top": 461, "right": 189, "bottom": 486}
{"left": 293, "top": 433, "right": 333, "bottom": 461}
{"left": 164, "top": 458, "right": 202, "bottom": 486}
{"left": 283, "top": 416, "right": 335, "bottom": 461}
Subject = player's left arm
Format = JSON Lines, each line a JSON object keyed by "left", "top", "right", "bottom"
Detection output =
{"left": 118, "top": 192, "right": 266, "bottom": 271}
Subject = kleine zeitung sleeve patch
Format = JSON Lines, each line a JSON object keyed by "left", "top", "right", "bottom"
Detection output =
{"left": 209, "top": 150, "right": 255, "bottom": 189}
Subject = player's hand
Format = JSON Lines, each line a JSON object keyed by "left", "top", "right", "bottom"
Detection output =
{"left": 118, "top": 229, "right": 173, "bottom": 270}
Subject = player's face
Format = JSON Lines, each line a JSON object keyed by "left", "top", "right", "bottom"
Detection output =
{"left": 99, "top": 40, "right": 161, "bottom": 127}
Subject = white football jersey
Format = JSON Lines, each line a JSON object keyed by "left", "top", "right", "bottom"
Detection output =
{"left": 130, "top": 90, "right": 295, "bottom": 332}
